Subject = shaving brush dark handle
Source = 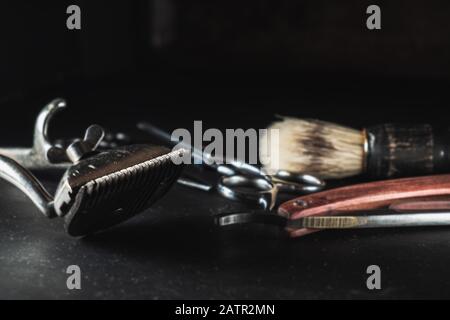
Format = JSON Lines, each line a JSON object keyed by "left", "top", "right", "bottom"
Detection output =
{"left": 365, "top": 124, "right": 450, "bottom": 178}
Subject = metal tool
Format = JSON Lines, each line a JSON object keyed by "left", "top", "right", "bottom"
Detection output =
{"left": 216, "top": 174, "right": 450, "bottom": 234}
{"left": 0, "top": 98, "right": 133, "bottom": 171}
{"left": 0, "top": 99, "right": 185, "bottom": 236}
{"left": 138, "top": 122, "right": 325, "bottom": 210}
{"left": 216, "top": 210, "right": 450, "bottom": 230}
{"left": 0, "top": 99, "right": 75, "bottom": 170}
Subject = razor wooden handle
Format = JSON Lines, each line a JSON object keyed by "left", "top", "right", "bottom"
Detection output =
{"left": 278, "top": 174, "right": 450, "bottom": 238}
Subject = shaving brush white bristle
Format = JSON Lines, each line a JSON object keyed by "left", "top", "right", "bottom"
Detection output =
{"left": 259, "top": 117, "right": 365, "bottom": 179}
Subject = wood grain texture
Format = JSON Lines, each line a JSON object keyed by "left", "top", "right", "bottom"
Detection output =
{"left": 278, "top": 174, "right": 450, "bottom": 238}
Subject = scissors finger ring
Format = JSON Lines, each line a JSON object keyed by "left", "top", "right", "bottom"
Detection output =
{"left": 272, "top": 170, "right": 325, "bottom": 193}
{"left": 217, "top": 175, "right": 277, "bottom": 210}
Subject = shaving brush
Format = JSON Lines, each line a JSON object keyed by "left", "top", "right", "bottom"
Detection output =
{"left": 259, "top": 117, "right": 450, "bottom": 179}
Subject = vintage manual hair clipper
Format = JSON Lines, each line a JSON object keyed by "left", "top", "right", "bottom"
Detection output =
{"left": 0, "top": 99, "right": 185, "bottom": 236}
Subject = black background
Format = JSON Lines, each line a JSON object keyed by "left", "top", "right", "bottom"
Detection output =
{"left": 0, "top": 1, "right": 450, "bottom": 299}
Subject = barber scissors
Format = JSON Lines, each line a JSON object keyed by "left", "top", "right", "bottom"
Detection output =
{"left": 138, "top": 122, "right": 325, "bottom": 210}
{"left": 214, "top": 169, "right": 324, "bottom": 210}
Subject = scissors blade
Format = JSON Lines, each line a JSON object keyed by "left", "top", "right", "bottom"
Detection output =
{"left": 177, "top": 177, "right": 214, "bottom": 192}
{"left": 215, "top": 212, "right": 287, "bottom": 227}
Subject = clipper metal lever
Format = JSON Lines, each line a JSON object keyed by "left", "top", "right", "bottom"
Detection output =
{"left": 0, "top": 98, "right": 104, "bottom": 169}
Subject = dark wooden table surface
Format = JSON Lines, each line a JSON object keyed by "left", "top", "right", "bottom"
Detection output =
{"left": 2, "top": 177, "right": 450, "bottom": 299}
{"left": 1, "top": 83, "right": 449, "bottom": 299}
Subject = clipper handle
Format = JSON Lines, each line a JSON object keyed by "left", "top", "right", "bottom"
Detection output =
{"left": 279, "top": 174, "right": 450, "bottom": 238}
